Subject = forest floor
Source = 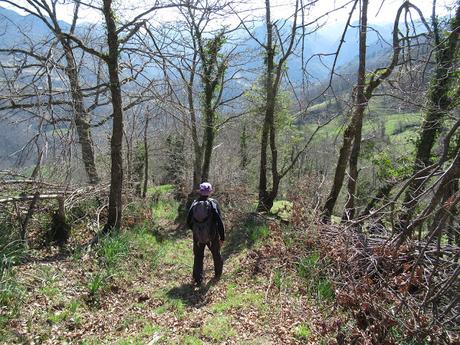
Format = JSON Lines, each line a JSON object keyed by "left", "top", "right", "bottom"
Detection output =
{"left": 1, "top": 190, "right": 339, "bottom": 344}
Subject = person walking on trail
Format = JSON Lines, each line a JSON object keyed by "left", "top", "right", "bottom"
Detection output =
{"left": 187, "top": 182, "right": 225, "bottom": 286}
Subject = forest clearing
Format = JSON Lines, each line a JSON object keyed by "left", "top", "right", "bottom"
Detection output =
{"left": 1, "top": 0, "right": 459, "bottom": 343}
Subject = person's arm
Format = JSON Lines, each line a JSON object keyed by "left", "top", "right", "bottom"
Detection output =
{"left": 211, "top": 199, "right": 225, "bottom": 241}
{"left": 186, "top": 202, "right": 195, "bottom": 229}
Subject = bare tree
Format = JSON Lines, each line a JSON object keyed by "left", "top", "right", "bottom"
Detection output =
{"left": 322, "top": 0, "right": 429, "bottom": 222}
{"left": 145, "top": 0, "right": 245, "bottom": 195}
{"left": 0, "top": 0, "right": 100, "bottom": 184}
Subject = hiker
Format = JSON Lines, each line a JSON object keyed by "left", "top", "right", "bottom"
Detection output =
{"left": 187, "top": 182, "right": 225, "bottom": 286}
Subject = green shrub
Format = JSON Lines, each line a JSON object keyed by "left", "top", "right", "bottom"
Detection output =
{"left": 294, "top": 324, "right": 311, "bottom": 340}
{"left": 270, "top": 200, "right": 293, "bottom": 221}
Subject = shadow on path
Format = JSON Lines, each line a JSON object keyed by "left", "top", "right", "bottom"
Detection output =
{"left": 166, "top": 278, "right": 220, "bottom": 308}
{"left": 221, "top": 212, "right": 266, "bottom": 261}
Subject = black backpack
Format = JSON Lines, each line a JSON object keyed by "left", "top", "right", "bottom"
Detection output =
{"left": 191, "top": 200, "right": 214, "bottom": 244}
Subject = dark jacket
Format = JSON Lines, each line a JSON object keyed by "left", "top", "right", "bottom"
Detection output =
{"left": 187, "top": 196, "right": 225, "bottom": 241}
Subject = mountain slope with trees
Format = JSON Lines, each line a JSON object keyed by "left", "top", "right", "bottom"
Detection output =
{"left": 0, "top": 0, "right": 459, "bottom": 343}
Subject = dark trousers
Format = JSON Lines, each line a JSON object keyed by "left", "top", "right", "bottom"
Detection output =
{"left": 192, "top": 235, "right": 223, "bottom": 283}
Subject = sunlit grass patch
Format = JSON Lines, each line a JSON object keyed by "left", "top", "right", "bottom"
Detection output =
{"left": 129, "top": 224, "right": 160, "bottom": 259}
{"left": 161, "top": 239, "right": 192, "bottom": 266}
{"left": 182, "top": 335, "right": 204, "bottom": 345}
{"left": 148, "top": 184, "right": 175, "bottom": 196}
{"left": 86, "top": 271, "right": 111, "bottom": 301}
{"left": 37, "top": 266, "right": 61, "bottom": 299}
{"left": 212, "top": 284, "right": 265, "bottom": 313}
{"left": 202, "top": 315, "right": 236, "bottom": 341}
{"left": 152, "top": 199, "right": 179, "bottom": 222}
{"left": 294, "top": 323, "right": 311, "bottom": 340}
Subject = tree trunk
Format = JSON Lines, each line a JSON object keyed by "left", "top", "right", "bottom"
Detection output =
{"left": 322, "top": 0, "right": 369, "bottom": 222}
{"left": 240, "top": 123, "right": 249, "bottom": 170}
{"left": 56, "top": 31, "right": 99, "bottom": 185}
{"left": 256, "top": 0, "right": 298, "bottom": 212}
{"left": 124, "top": 128, "right": 133, "bottom": 188}
{"left": 142, "top": 117, "right": 149, "bottom": 198}
{"left": 200, "top": 86, "right": 215, "bottom": 183}
{"left": 400, "top": 4, "right": 460, "bottom": 229}
{"left": 103, "top": 0, "right": 124, "bottom": 232}
{"left": 342, "top": 114, "right": 364, "bottom": 221}
{"left": 257, "top": 0, "right": 275, "bottom": 213}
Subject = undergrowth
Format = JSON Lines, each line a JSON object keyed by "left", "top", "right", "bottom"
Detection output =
{"left": 0, "top": 228, "right": 26, "bottom": 332}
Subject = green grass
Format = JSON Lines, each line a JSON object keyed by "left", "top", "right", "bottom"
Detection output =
{"left": 202, "top": 315, "right": 236, "bottom": 341}
{"left": 0, "top": 230, "right": 26, "bottom": 315}
{"left": 87, "top": 271, "right": 110, "bottom": 298}
{"left": 296, "top": 251, "right": 335, "bottom": 302}
{"left": 182, "top": 335, "right": 204, "bottom": 344}
{"left": 152, "top": 199, "right": 179, "bottom": 222}
{"left": 47, "top": 299, "right": 82, "bottom": 325}
{"left": 247, "top": 223, "right": 269, "bottom": 243}
{"left": 316, "top": 279, "right": 335, "bottom": 301}
{"left": 294, "top": 324, "right": 311, "bottom": 340}
{"left": 38, "top": 266, "right": 61, "bottom": 299}
{"left": 296, "top": 251, "right": 320, "bottom": 280}
{"left": 148, "top": 184, "right": 175, "bottom": 195}
{"left": 97, "top": 234, "right": 131, "bottom": 272}
{"left": 212, "top": 284, "right": 265, "bottom": 313}
{"left": 304, "top": 110, "right": 421, "bottom": 150}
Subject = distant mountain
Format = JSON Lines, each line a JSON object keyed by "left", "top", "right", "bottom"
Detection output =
{"left": 233, "top": 19, "right": 395, "bottom": 83}
{"left": 0, "top": 6, "right": 397, "bottom": 81}
{"left": 0, "top": 7, "right": 71, "bottom": 47}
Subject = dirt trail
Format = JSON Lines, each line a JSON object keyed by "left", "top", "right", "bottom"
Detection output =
{"left": 3, "top": 206, "right": 319, "bottom": 344}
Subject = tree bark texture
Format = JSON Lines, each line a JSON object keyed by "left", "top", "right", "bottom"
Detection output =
{"left": 322, "top": 0, "right": 368, "bottom": 222}
{"left": 103, "top": 0, "right": 124, "bottom": 232}
{"left": 61, "top": 44, "right": 99, "bottom": 185}
{"left": 256, "top": 0, "right": 298, "bottom": 212}
{"left": 257, "top": 0, "right": 275, "bottom": 212}
{"left": 142, "top": 117, "right": 149, "bottom": 198}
